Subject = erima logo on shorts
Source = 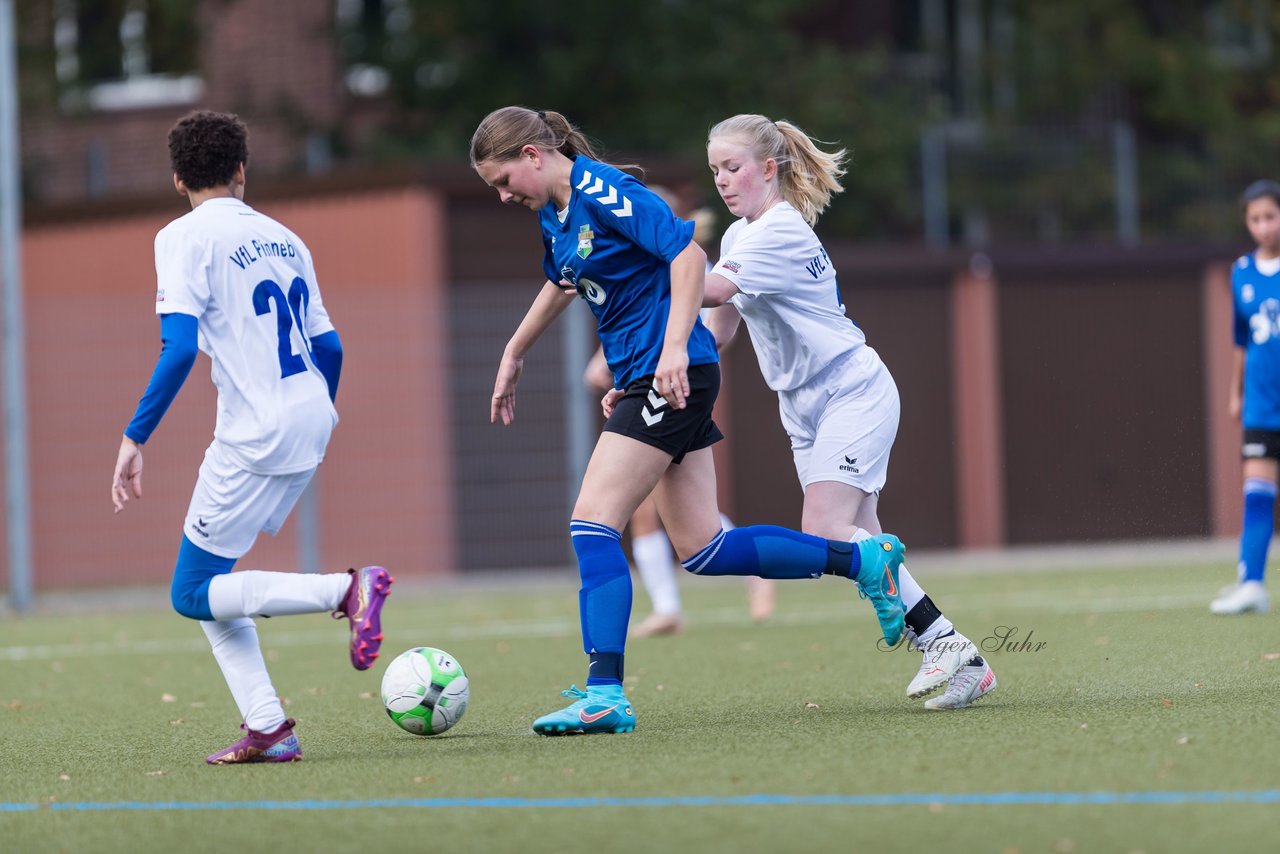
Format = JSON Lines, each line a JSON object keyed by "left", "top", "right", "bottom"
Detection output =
{"left": 840, "top": 455, "right": 860, "bottom": 474}
{"left": 1244, "top": 443, "right": 1267, "bottom": 457}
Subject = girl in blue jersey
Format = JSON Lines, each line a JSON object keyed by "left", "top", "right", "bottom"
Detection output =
{"left": 582, "top": 190, "right": 776, "bottom": 637}
{"left": 698, "top": 114, "right": 996, "bottom": 709}
{"left": 471, "top": 106, "right": 908, "bottom": 735}
{"left": 1212, "top": 179, "right": 1280, "bottom": 615}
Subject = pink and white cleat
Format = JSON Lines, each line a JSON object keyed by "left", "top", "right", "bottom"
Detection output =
{"left": 923, "top": 660, "right": 997, "bottom": 710}
{"left": 905, "top": 632, "right": 979, "bottom": 698}
{"left": 333, "top": 566, "right": 393, "bottom": 670}
{"left": 206, "top": 718, "right": 301, "bottom": 764}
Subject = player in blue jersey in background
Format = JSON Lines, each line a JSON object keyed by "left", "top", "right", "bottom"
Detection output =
{"left": 470, "top": 106, "right": 907, "bottom": 735}
{"left": 111, "top": 111, "right": 393, "bottom": 763}
{"left": 1212, "top": 179, "right": 1280, "bottom": 615}
{"left": 698, "top": 114, "right": 996, "bottom": 709}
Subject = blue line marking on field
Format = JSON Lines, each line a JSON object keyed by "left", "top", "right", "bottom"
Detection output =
{"left": 5, "top": 790, "right": 1280, "bottom": 812}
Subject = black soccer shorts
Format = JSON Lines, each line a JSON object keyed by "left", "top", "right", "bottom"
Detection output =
{"left": 602, "top": 363, "right": 724, "bottom": 464}
{"left": 1242, "top": 428, "right": 1280, "bottom": 461}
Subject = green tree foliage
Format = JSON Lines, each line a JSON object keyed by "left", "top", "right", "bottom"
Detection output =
{"left": 995, "top": 0, "right": 1280, "bottom": 242}
{"left": 340, "top": 0, "right": 934, "bottom": 240}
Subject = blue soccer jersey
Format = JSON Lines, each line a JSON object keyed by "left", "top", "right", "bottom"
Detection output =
{"left": 1233, "top": 252, "right": 1280, "bottom": 429}
{"left": 540, "top": 157, "right": 719, "bottom": 388}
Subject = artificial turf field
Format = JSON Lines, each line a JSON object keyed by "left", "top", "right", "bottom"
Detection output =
{"left": 2, "top": 557, "right": 1277, "bottom": 853}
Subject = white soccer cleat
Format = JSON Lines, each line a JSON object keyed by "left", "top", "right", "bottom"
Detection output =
{"left": 924, "top": 660, "right": 997, "bottom": 710}
{"left": 1209, "top": 581, "right": 1270, "bottom": 615}
{"left": 906, "top": 632, "right": 979, "bottom": 698}
{"left": 1218, "top": 563, "right": 1247, "bottom": 597}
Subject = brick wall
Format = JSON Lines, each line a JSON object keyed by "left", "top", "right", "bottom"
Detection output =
{"left": 5, "top": 187, "right": 456, "bottom": 590}
{"left": 20, "top": 0, "right": 342, "bottom": 205}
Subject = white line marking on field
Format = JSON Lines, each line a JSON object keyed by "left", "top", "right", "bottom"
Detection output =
{"left": 0, "top": 589, "right": 1209, "bottom": 662}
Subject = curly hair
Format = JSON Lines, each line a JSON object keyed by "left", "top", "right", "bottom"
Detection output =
{"left": 167, "top": 110, "right": 249, "bottom": 191}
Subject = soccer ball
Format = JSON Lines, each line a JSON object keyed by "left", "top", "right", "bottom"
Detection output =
{"left": 380, "top": 647, "right": 470, "bottom": 735}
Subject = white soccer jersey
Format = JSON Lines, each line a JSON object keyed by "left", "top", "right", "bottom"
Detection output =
{"left": 154, "top": 197, "right": 338, "bottom": 475}
{"left": 711, "top": 202, "right": 865, "bottom": 391}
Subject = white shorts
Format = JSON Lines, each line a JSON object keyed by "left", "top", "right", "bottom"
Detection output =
{"left": 183, "top": 441, "right": 315, "bottom": 559}
{"left": 778, "top": 345, "right": 900, "bottom": 494}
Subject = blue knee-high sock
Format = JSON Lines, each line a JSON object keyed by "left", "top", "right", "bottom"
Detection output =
{"left": 170, "top": 535, "right": 237, "bottom": 621}
{"left": 681, "top": 525, "right": 858, "bottom": 580}
{"left": 1240, "top": 478, "right": 1276, "bottom": 583}
{"left": 570, "top": 520, "right": 631, "bottom": 686}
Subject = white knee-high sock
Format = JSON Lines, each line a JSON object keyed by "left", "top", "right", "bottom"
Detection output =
{"left": 201, "top": 618, "right": 286, "bottom": 732}
{"left": 898, "top": 564, "right": 925, "bottom": 612}
{"left": 633, "top": 529, "right": 681, "bottom": 615}
{"left": 207, "top": 571, "right": 350, "bottom": 621}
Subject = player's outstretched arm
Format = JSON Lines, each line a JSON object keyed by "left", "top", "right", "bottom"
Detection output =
{"left": 491, "top": 351, "right": 524, "bottom": 426}
{"left": 111, "top": 437, "right": 143, "bottom": 512}
{"left": 703, "top": 271, "right": 741, "bottom": 308}
{"left": 113, "top": 312, "right": 198, "bottom": 512}
{"left": 704, "top": 303, "right": 742, "bottom": 352}
{"left": 491, "top": 282, "right": 576, "bottom": 425}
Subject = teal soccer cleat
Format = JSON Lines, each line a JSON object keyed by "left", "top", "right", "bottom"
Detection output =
{"left": 854, "top": 534, "right": 906, "bottom": 645}
{"left": 532, "top": 684, "right": 636, "bottom": 736}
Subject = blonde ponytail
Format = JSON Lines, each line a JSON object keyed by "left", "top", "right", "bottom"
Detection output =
{"left": 708, "top": 115, "right": 846, "bottom": 226}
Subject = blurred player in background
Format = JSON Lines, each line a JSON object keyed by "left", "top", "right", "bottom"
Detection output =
{"left": 1213, "top": 178, "right": 1280, "bottom": 615}
{"left": 471, "top": 106, "right": 907, "bottom": 735}
{"left": 700, "top": 114, "right": 996, "bottom": 709}
{"left": 111, "top": 111, "right": 393, "bottom": 763}
{"left": 583, "top": 187, "right": 774, "bottom": 637}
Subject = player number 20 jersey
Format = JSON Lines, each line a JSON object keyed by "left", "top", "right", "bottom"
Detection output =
{"left": 153, "top": 197, "right": 338, "bottom": 474}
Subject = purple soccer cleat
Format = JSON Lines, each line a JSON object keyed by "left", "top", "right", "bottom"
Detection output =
{"left": 206, "top": 718, "right": 301, "bottom": 765}
{"left": 333, "top": 566, "right": 393, "bottom": 670}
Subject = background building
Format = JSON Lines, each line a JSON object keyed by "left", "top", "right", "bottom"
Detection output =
{"left": 4, "top": 0, "right": 1274, "bottom": 592}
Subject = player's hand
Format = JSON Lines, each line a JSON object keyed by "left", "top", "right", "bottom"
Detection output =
{"left": 491, "top": 352, "right": 524, "bottom": 426}
{"left": 111, "top": 436, "right": 144, "bottom": 513}
{"left": 558, "top": 278, "right": 578, "bottom": 297}
{"left": 1230, "top": 390, "right": 1243, "bottom": 422}
{"left": 654, "top": 347, "right": 690, "bottom": 410}
{"left": 601, "top": 387, "right": 624, "bottom": 418}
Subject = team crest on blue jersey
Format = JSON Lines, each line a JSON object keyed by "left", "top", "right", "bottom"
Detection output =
{"left": 577, "top": 224, "right": 594, "bottom": 259}
{"left": 1251, "top": 298, "right": 1280, "bottom": 345}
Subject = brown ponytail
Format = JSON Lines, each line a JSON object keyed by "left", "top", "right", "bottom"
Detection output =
{"left": 470, "top": 106, "right": 602, "bottom": 166}
{"left": 470, "top": 106, "right": 640, "bottom": 175}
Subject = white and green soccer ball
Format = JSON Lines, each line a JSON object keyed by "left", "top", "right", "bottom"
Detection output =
{"left": 380, "top": 647, "right": 470, "bottom": 735}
